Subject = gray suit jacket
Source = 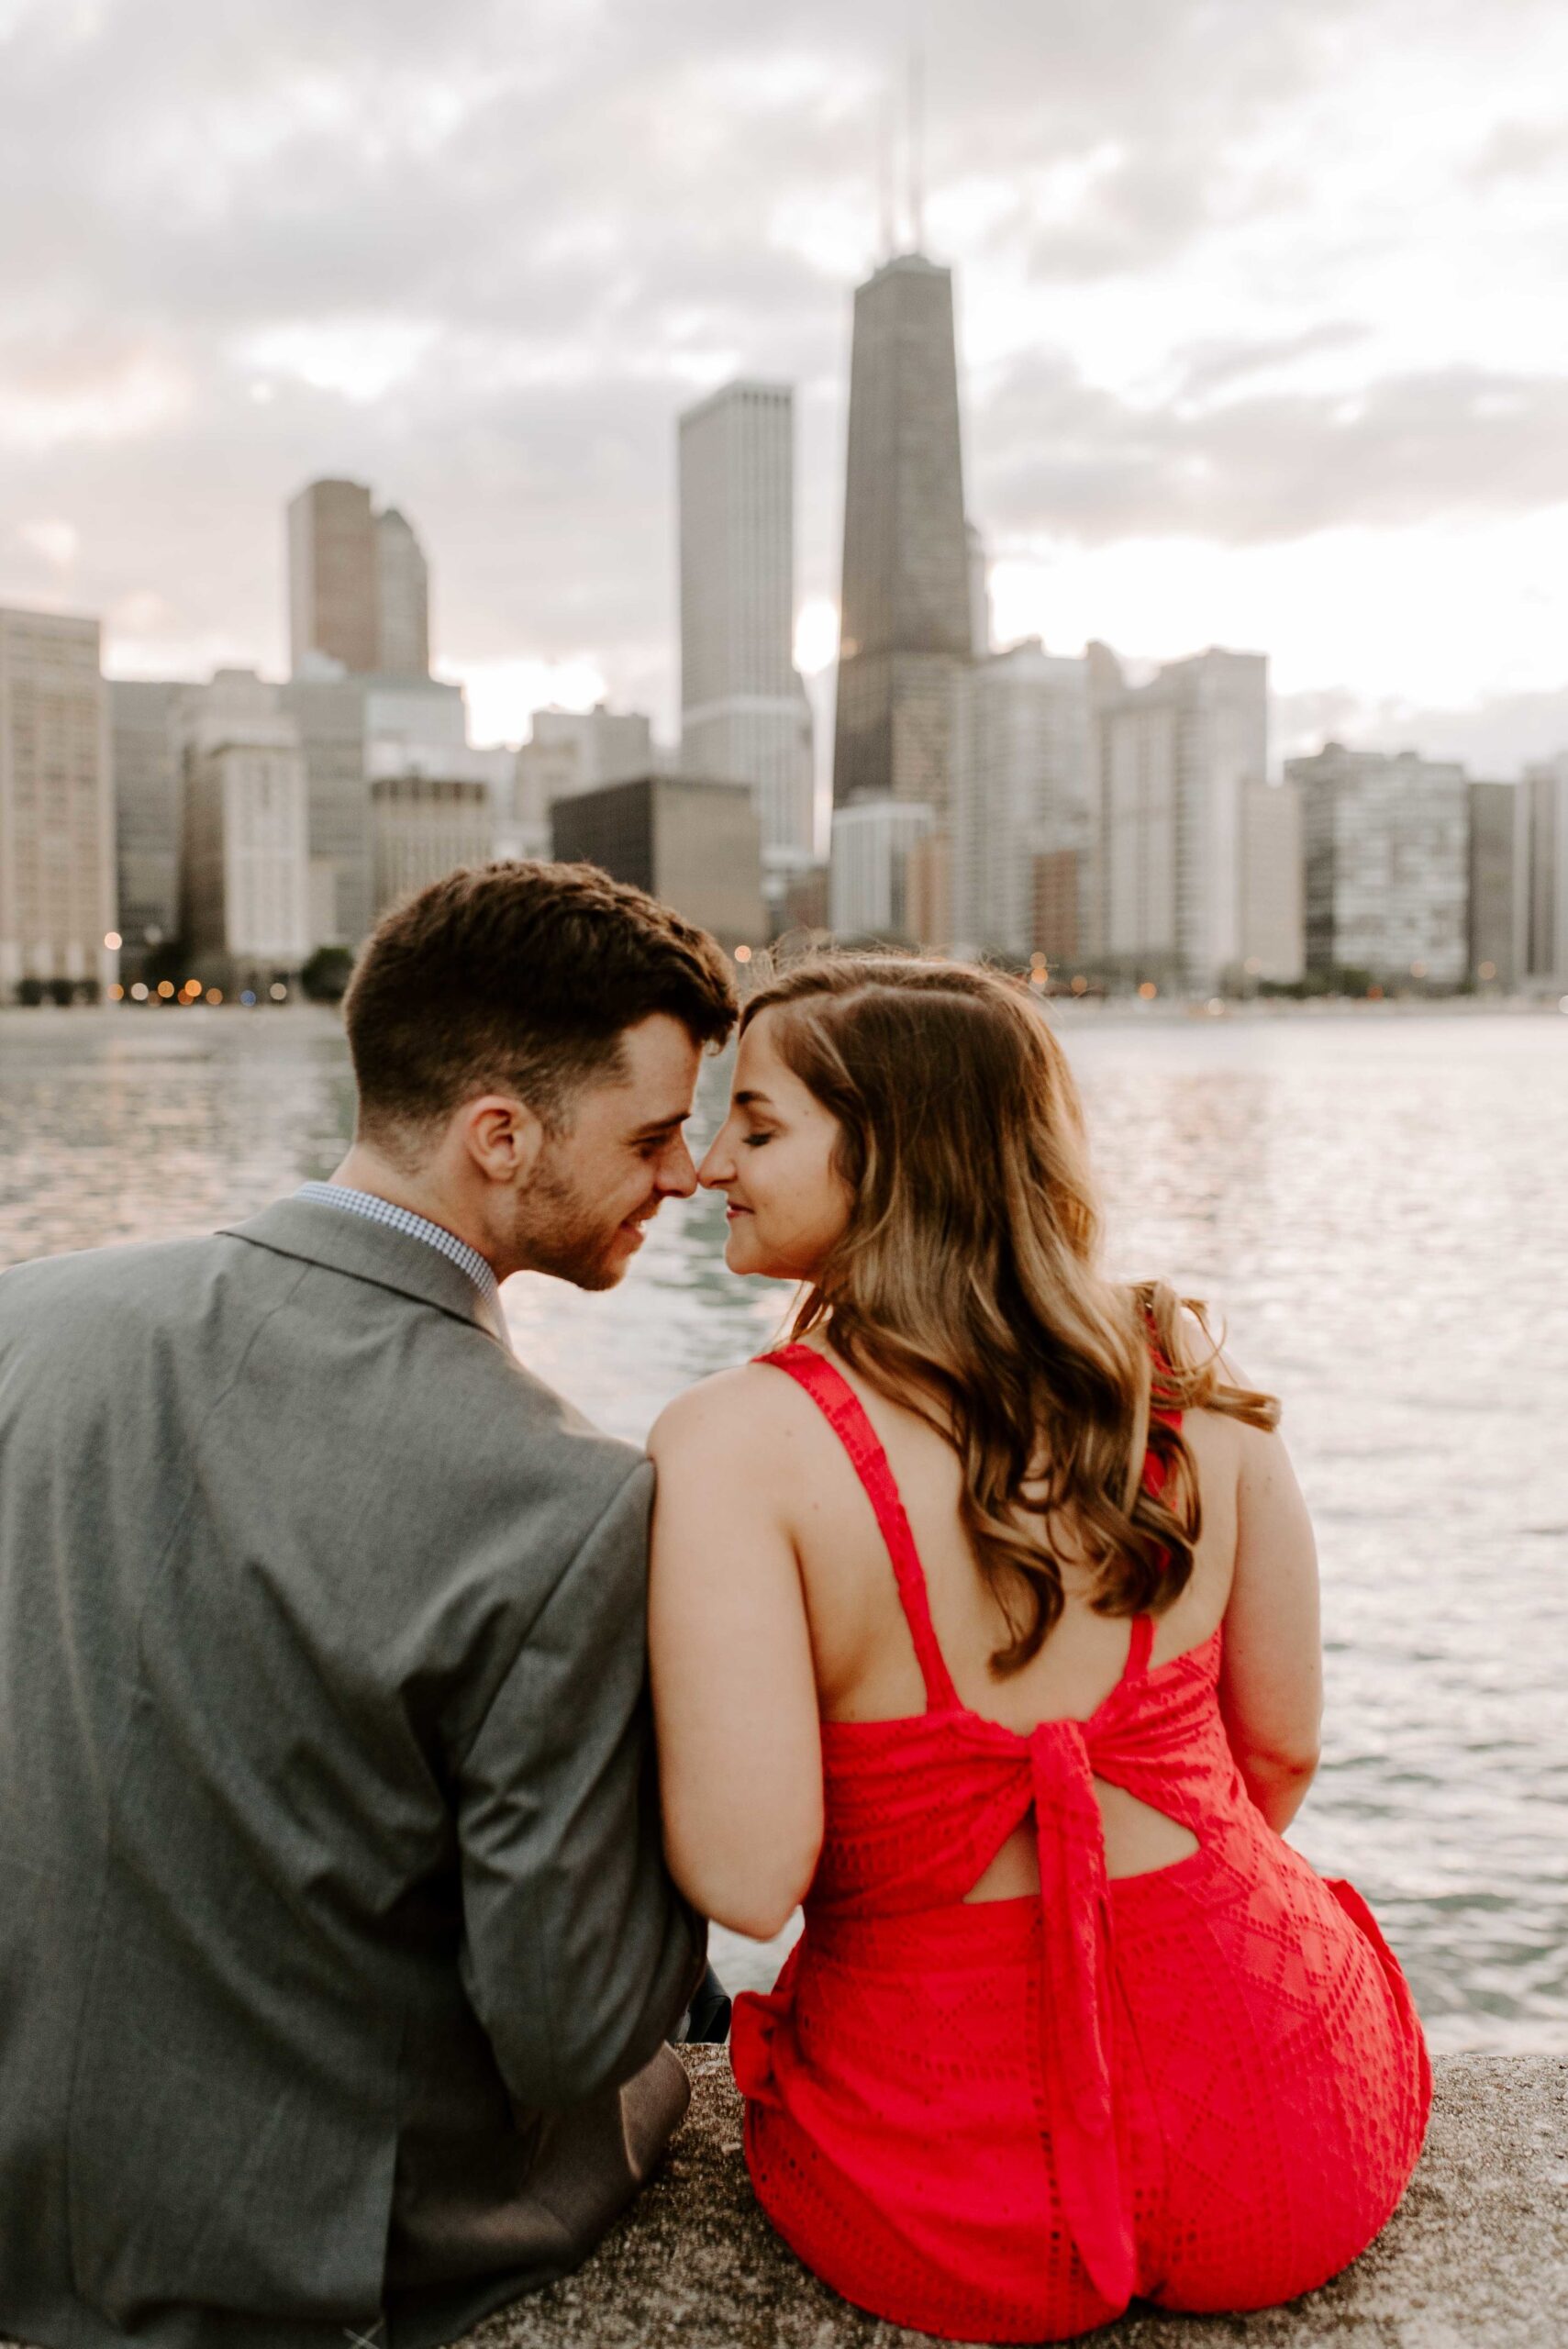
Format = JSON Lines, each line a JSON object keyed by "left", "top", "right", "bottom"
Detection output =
{"left": 0, "top": 1200, "right": 704, "bottom": 2349}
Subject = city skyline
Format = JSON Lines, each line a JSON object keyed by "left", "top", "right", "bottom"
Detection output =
{"left": 5, "top": 3, "right": 1568, "bottom": 775}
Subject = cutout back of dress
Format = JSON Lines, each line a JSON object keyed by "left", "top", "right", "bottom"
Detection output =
{"left": 734, "top": 1343, "right": 1432, "bottom": 2334}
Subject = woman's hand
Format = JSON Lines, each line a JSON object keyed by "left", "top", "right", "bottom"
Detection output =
{"left": 648, "top": 1367, "right": 825, "bottom": 1940}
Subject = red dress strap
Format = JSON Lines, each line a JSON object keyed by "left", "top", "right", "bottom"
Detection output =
{"left": 1121, "top": 1614, "right": 1154, "bottom": 1680}
{"left": 756, "top": 1344, "right": 961, "bottom": 1714}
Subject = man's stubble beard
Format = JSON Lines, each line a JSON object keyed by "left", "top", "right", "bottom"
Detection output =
{"left": 511, "top": 1152, "right": 633, "bottom": 1292}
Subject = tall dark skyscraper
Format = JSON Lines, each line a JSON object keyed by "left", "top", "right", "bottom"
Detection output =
{"left": 832, "top": 254, "right": 971, "bottom": 812}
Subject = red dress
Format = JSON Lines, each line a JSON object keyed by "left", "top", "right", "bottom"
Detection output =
{"left": 730, "top": 1345, "right": 1431, "bottom": 2343}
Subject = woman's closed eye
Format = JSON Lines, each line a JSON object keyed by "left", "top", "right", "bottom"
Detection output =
{"left": 741, "top": 1130, "right": 773, "bottom": 1148}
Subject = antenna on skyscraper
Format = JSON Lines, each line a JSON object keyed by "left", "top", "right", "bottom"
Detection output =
{"left": 879, "top": 85, "right": 897, "bottom": 259}
{"left": 907, "top": 39, "right": 926, "bottom": 253}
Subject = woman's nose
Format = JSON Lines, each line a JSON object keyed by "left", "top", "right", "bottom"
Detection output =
{"left": 696, "top": 1131, "right": 734, "bottom": 1188}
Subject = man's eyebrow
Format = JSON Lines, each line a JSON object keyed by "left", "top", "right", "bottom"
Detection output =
{"left": 630, "top": 1108, "right": 690, "bottom": 1138}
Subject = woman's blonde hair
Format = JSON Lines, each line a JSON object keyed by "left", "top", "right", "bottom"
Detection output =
{"left": 741, "top": 954, "right": 1279, "bottom": 1675}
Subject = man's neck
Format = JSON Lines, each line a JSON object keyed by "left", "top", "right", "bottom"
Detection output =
{"left": 326, "top": 1147, "right": 506, "bottom": 1279}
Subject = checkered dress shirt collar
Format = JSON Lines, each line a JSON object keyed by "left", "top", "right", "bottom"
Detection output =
{"left": 294, "top": 1183, "right": 500, "bottom": 1307}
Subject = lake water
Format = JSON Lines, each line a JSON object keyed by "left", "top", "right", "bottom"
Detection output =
{"left": 1, "top": 1002, "right": 1564, "bottom": 2054}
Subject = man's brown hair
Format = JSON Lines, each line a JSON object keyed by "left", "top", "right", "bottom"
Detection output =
{"left": 343, "top": 861, "right": 738, "bottom": 1152}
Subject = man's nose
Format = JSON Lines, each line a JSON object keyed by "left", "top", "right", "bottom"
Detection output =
{"left": 658, "top": 1137, "right": 699, "bottom": 1198}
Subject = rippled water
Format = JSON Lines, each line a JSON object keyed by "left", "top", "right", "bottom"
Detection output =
{"left": 1, "top": 1002, "right": 1563, "bottom": 2054}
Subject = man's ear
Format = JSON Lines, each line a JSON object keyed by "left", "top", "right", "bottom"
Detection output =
{"left": 457, "top": 1094, "right": 547, "bottom": 1186}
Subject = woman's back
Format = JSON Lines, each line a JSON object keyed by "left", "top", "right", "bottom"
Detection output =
{"left": 778, "top": 1332, "right": 1244, "bottom": 1887}
{"left": 721, "top": 1342, "right": 1430, "bottom": 2343}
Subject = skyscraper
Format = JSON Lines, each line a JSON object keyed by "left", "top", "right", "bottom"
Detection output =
{"left": 833, "top": 254, "right": 971, "bottom": 813}
{"left": 949, "top": 639, "right": 1092, "bottom": 961}
{"left": 1094, "top": 648, "right": 1268, "bottom": 990}
{"left": 1468, "top": 778, "right": 1523, "bottom": 987}
{"left": 375, "top": 507, "right": 430, "bottom": 677}
{"left": 370, "top": 775, "right": 493, "bottom": 918}
{"left": 0, "top": 606, "right": 116, "bottom": 1003}
{"left": 288, "top": 480, "right": 380, "bottom": 675}
{"left": 280, "top": 673, "right": 466, "bottom": 948}
{"left": 1240, "top": 780, "right": 1305, "bottom": 984}
{"left": 521, "top": 704, "right": 656, "bottom": 809}
{"left": 110, "top": 678, "right": 188, "bottom": 978}
{"left": 678, "top": 381, "right": 814, "bottom": 889}
{"left": 551, "top": 775, "right": 765, "bottom": 952}
{"left": 1520, "top": 753, "right": 1568, "bottom": 982}
{"left": 1289, "top": 743, "right": 1469, "bottom": 988}
{"left": 178, "top": 670, "right": 311, "bottom": 995}
{"left": 288, "top": 480, "right": 432, "bottom": 678}
{"left": 828, "top": 797, "right": 934, "bottom": 939}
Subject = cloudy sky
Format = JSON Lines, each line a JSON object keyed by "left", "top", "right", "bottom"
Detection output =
{"left": 5, "top": 0, "right": 1568, "bottom": 773}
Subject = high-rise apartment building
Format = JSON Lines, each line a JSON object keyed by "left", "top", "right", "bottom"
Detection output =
{"left": 828, "top": 798, "right": 935, "bottom": 940}
{"left": 0, "top": 606, "right": 116, "bottom": 1003}
{"left": 288, "top": 480, "right": 432, "bottom": 678}
{"left": 550, "top": 775, "right": 764, "bottom": 952}
{"left": 110, "top": 679, "right": 188, "bottom": 979}
{"left": 179, "top": 671, "right": 310, "bottom": 994}
{"left": 678, "top": 382, "right": 814, "bottom": 892}
{"left": 833, "top": 254, "right": 972, "bottom": 815}
{"left": 949, "top": 640, "right": 1092, "bottom": 961}
{"left": 1520, "top": 754, "right": 1568, "bottom": 983}
{"left": 1094, "top": 649, "right": 1268, "bottom": 990}
{"left": 1289, "top": 743, "right": 1469, "bottom": 988}
{"left": 375, "top": 507, "right": 430, "bottom": 677}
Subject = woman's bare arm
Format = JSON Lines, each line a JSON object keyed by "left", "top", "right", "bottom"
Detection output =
{"left": 648, "top": 1371, "right": 824, "bottom": 1941}
{"left": 1217, "top": 1416, "right": 1324, "bottom": 1831}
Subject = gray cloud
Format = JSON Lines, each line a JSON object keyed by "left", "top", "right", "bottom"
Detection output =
{"left": 1276, "top": 681, "right": 1568, "bottom": 776}
{"left": 1173, "top": 323, "right": 1370, "bottom": 402}
{"left": 1469, "top": 116, "right": 1568, "bottom": 184}
{"left": 977, "top": 354, "right": 1568, "bottom": 546}
{"left": 0, "top": 0, "right": 1565, "bottom": 748}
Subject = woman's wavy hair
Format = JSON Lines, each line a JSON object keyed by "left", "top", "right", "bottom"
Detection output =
{"left": 741, "top": 953, "right": 1280, "bottom": 1675}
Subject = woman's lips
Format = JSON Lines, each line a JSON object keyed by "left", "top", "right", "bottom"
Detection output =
{"left": 726, "top": 1205, "right": 751, "bottom": 1220}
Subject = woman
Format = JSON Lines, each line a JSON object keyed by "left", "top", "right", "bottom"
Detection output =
{"left": 648, "top": 956, "right": 1429, "bottom": 2343}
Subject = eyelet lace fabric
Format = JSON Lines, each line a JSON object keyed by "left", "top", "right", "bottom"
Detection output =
{"left": 730, "top": 1345, "right": 1432, "bottom": 2343}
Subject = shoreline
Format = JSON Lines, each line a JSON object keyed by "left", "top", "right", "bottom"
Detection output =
{"left": 0, "top": 992, "right": 1564, "bottom": 1032}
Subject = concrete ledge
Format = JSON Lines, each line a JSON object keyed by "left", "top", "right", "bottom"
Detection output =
{"left": 462, "top": 2051, "right": 1566, "bottom": 2349}
{"left": 3, "top": 2055, "right": 1559, "bottom": 2347}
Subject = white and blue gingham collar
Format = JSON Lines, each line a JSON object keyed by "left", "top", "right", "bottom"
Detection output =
{"left": 294, "top": 1183, "right": 499, "bottom": 1307}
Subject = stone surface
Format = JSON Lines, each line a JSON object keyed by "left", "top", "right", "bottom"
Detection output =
{"left": 461, "top": 2052, "right": 1565, "bottom": 2349}
{"left": 3, "top": 2054, "right": 1559, "bottom": 2347}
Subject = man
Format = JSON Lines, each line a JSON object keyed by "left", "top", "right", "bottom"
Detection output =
{"left": 0, "top": 863, "right": 738, "bottom": 2349}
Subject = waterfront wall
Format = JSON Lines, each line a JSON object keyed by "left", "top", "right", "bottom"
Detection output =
{"left": 464, "top": 2049, "right": 1563, "bottom": 2349}
{"left": 0, "top": 2052, "right": 1558, "bottom": 2347}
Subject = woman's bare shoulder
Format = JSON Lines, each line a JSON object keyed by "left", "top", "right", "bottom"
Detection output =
{"left": 648, "top": 1357, "right": 826, "bottom": 1464}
